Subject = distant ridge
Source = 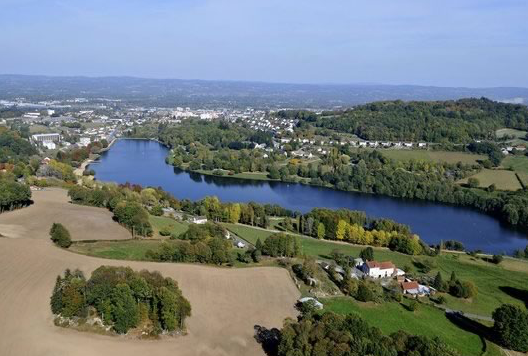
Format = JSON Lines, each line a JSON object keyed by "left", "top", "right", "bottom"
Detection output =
{"left": 1, "top": 74, "right": 527, "bottom": 109}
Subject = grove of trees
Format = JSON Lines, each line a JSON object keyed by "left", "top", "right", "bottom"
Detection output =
{"left": 51, "top": 266, "right": 191, "bottom": 335}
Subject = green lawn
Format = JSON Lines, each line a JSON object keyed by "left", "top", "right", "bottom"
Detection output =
{"left": 496, "top": 128, "right": 527, "bottom": 139}
{"left": 69, "top": 239, "right": 161, "bottom": 260}
{"left": 222, "top": 223, "right": 413, "bottom": 266}
{"left": 222, "top": 223, "right": 528, "bottom": 316}
{"left": 196, "top": 169, "right": 273, "bottom": 181}
{"left": 459, "top": 169, "right": 522, "bottom": 191}
{"left": 369, "top": 149, "right": 486, "bottom": 165}
{"left": 222, "top": 223, "right": 274, "bottom": 245}
{"left": 321, "top": 297, "right": 484, "bottom": 356}
{"left": 502, "top": 154, "right": 528, "bottom": 184}
{"left": 149, "top": 215, "right": 188, "bottom": 237}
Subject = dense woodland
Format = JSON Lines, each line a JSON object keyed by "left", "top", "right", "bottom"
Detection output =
{"left": 0, "top": 127, "right": 36, "bottom": 213}
{"left": 276, "top": 312, "right": 460, "bottom": 356}
{"left": 51, "top": 267, "right": 191, "bottom": 335}
{"left": 308, "top": 98, "right": 528, "bottom": 143}
{"left": 0, "top": 126, "right": 37, "bottom": 162}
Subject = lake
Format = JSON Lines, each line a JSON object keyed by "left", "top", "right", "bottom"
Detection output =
{"left": 90, "top": 139, "right": 528, "bottom": 254}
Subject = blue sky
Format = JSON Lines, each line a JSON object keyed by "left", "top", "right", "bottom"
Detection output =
{"left": 0, "top": 0, "right": 527, "bottom": 87}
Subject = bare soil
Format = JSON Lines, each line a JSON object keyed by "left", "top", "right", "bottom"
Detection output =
{"left": 0, "top": 188, "right": 299, "bottom": 356}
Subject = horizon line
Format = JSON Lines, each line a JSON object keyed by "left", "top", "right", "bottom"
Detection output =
{"left": 1, "top": 73, "right": 527, "bottom": 91}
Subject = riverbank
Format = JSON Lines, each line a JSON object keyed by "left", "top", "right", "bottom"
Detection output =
{"left": 74, "top": 138, "right": 118, "bottom": 178}
{"left": 89, "top": 139, "right": 528, "bottom": 254}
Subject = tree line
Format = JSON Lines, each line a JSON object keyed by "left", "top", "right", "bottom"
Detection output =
{"left": 0, "top": 179, "right": 32, "bottom": 213}
{"left": 51, "top": 266, "right": 191, "bottom": 335}
{"left": 307, "top": 98, "right": 528, "bottom": 143}
{"left": 276, "top": 312, "right": 460, "bottom": 356}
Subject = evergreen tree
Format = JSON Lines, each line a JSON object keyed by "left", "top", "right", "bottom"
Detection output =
{"left": 433, "top": 272, "right": 445, "bottom": 291}
{"left": 359, "top": 247, "right": 374, "bottom": 262}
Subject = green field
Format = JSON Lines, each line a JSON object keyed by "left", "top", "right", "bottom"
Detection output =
{"left": 69, "top": 239, "right": 161, "bottom": 260}
{"left": 195, "top": 169, "right": 272, "bottom": 181}
{"left": 69, "top": 222, "right": 528, "bottom": 318}
{"left": 496, "top": 128, "right": 527, "bottom": 139}
{"left": 149, "top": 215, "right": 188, "bottom": 237}
{"left": 502, "top": 154, "right": 528, "bottom": 186}
{"left": 29, "top": 124, "right": 52, "bottom": 134}
{"left": 459, "top": 169, "right": 522, "bottom": 191}
{"left": 321, "top": 297, "right": 484, "bottom": 356}
{"left": 374, "top": 149, "right": 486, "bottom": 165}
{"left": 222, "top": 223, "right": 528, "bottom": 316}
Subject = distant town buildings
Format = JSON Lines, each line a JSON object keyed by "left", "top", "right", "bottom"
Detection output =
{"left": 31, "top": 133, "right": 61, "bottom": 150}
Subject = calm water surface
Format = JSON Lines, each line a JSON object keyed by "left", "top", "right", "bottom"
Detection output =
{"left": 90, "top": 139, "right": 528, "bottom": 254}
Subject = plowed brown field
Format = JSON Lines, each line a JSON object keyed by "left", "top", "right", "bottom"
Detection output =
{"left": 0, "top": 189, "right": 299, "bottom": 356}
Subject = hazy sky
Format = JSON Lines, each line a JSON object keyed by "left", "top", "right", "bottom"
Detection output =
{"left": 1, "top": 0, "right": 527, "bottom": 87}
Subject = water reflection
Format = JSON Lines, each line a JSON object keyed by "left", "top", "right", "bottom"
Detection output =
{"left": 91, "top": 139, "right": 528, "bottom": 254}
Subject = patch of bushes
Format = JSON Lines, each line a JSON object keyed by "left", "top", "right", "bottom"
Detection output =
{"left": 50, "top": 223, "right": 72, "bottom": 248}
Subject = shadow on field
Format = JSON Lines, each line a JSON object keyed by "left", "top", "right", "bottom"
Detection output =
{"left": 254, "top": 325, "right": 280, "bottom": 356}
{"left": 446, "top": 312, "right": 495, "bottom": 351}
{"left": 499, "top": 286, "right": 528, "bottom": 307}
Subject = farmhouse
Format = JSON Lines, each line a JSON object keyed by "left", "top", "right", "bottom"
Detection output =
{"left": 401, "top": 280, "right": 436, "bottom": 297}
{"left": 401, "top": 281, "right": 420, "bottom": 295}
{"left": 362, "top": 261, "right": 396, "bottom": 278}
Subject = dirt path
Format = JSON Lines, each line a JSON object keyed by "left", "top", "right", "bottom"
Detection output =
{"left": 0, "top": 189, "right": 299, "bottom": 356}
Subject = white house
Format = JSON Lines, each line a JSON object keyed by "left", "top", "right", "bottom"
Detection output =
{"left": 236, "top": 241, "right": 246, "bottom": 248}
{"left": 362, "top": 261, "right": 396, "bottom": 279}
{"left": 191, "top": 216, "right": 208, "bottom": 224}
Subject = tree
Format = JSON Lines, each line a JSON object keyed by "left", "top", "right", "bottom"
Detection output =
{"left": 450, "top": 271, "right": 457, "bottom": 283}
{"left": 493, "top": 304, "right": 528, "bottom": 352}
{"left": 49, "top": 223, "right": 72, "bottom": 248}
{"left": 433, "top": 272, "right": 445, "bottom": 292}
{"left": 255, "top": 238, "right": 263, "bottom": 251}
{"left": 467, "top": 177, "right": 480, "bottom": 188}
{"left": 356, "top": 281, "right": 375, "bottom": 302}
{"left": 110, "top": 283, "right": 139, "bottom": 334}
{"left": 408, "top": 300, "right": 419, "bottom": 312}
{"left": 316, "top": 223, "right": 325, "bottom": 240}
{"left": 359, "top": 247, "right": 374, "bottom": 262}
{"left": 492, "top": 254, "right": 504, "bottom": 264}
{"left": 335, "top": 220, "right": 347, "bottom": 240}
{"left": 150, "top": 205, "right": 163, "bottom": 216}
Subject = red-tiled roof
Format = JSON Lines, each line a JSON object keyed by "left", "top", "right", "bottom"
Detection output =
{"left": 401, "top": 281, "right": 419, "bottom": 291}
{"left": 366, "top": 261, "right": 395, "bottom": 270}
